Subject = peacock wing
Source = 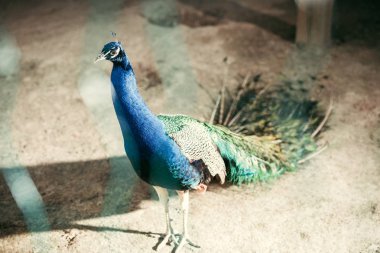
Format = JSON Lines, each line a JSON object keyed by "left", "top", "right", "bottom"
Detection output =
{"left": 158, "top": 114, "right": 226, "bottom": 184}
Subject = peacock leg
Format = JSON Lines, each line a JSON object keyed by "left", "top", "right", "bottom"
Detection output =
{"left": 153, "top": 186, "right": 178, "bottom": 251}
{"left": 175, "top": 190, "right": 200, "bottom": 252}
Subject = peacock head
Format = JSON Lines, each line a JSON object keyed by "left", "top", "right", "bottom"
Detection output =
{"left": 95, "top": 41, "right": 126, "bottom": 63}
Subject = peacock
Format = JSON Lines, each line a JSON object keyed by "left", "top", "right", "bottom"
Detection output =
{"left": 95, "top": 40, "right": 329, "bottom": 252}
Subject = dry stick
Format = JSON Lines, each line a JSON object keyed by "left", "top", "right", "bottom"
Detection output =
{"left": 227, "top": 110, "right": 243, "bottom": 127}
{"left": 311, "top": 97, "right": 333, "bottom": 138}
{"left": 223, "top": 90, "right": 243, "bottom": 125}
{"left": 209, "top": 94, "right": 221, "bottom": 124}
{"left": 219, "top": 85, "right": 226, "bottom": 124}
{"left": 271, "top": 139, "right": 282, "bottom": 144}
{"left": 302, "top": 121, "right": 310, "bottom": 132}
{"left": 239, "top": 114, "right": 250, "bottom": 125}
{"left": 218, "top": 59, "right": 230, "bottom": 124}
{"left": 233, "top": 126, "right": 247, "bottom": 134}
{"left": 223, "top": 73, "right": 251, "bottom": 125}
{"left": 241, "top": 130, "right": 250, "bottom": 135}
{"left": 223, "top": 88, "right": 244, "bottom": 125}
{"left": 250, "top": 81, "right": 272, "bottom": 109}
{"left": 240, "top": 72, "right": 251, "bottom": 90}
{"left": 286, "top": 105, "right": 299, "bottom": 121}
{"left": 298, "top": 143, "right": 328, "bottom": 164}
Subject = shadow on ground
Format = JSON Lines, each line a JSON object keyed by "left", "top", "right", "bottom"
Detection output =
{"left": 0, "top": 157, "right": 152, "bottom": 238}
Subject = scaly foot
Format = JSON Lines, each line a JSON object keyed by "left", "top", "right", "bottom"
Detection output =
{"left": 154, "top": 231, "right": 179, "bottom": 251}
{"left": 174, "top": 235, "right": 200, "bottom": 253}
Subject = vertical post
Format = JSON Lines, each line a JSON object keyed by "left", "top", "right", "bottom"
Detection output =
{"left": 295, "top": 0, "right": 335, "bottom": 47}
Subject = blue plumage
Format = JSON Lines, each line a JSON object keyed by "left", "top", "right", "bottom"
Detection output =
{"left": 96, "top": 40, "right": 327, "bottom": 252}
{"left": 99, "top": 41, "right": 201, "bottom": 190}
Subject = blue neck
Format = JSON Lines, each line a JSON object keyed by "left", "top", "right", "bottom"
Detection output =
{"left": 110, "top": 55, "right": 166, "bottom": 160}
{"left": 109, "top": 51, "right": 201, "bottom": 189}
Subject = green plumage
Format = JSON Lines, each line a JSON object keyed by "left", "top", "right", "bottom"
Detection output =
{"left": 158, "top": 75, "right": 327, "bottom": 186}
{"left": 204, "top": 123, "right": 287, "bottom": 184}
{"left": 229, "top": 78, "right": 323, "bottom": 167}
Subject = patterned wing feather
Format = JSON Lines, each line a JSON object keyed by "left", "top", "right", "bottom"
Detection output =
{"left": 158, "top": 114, "right": 226, "bottom": 184}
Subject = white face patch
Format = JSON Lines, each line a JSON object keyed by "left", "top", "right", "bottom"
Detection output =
{"left": 109, "top": 47, "right": 120, "bottom": 59}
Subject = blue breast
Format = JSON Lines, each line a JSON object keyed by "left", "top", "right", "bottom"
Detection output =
{"left": 110, "top": 60, "right": 201, "bottom": 190}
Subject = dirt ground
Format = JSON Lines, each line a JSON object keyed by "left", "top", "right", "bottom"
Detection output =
{"left": 0, "top": 0, "right": 380, "bottom": 252}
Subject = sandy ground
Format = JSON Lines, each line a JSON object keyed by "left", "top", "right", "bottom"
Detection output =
{"left": 0, "top": 0, "right": 380, "bottom": 252}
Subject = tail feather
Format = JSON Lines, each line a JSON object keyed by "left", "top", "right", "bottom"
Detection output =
{"left": 205, "top": 123, "right": 287, "bottom": 184}
{"left": 208, "top": 74, "right": 329, "bottom": 184}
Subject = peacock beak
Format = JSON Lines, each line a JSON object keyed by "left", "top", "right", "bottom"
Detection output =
{"left": 94, "top": 53, "right": 106, "bottom": 63}
{"left": 95, "top": 50, "right": 112, "bottom": 63}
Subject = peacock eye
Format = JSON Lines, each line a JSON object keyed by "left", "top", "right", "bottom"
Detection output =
{"left": 110, "top": 50, "right": 117, "bottom": 56}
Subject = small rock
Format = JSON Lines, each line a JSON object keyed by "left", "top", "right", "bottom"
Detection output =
{"left": 367, "top": 244, "right": 380, "bottom": 253}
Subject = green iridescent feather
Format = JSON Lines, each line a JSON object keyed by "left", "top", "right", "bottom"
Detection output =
{"left": 159, "top": 74, "right": 328, "bottom": 185}
{"left": 204, "top": 123, "right": 288, "bottom": 184}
